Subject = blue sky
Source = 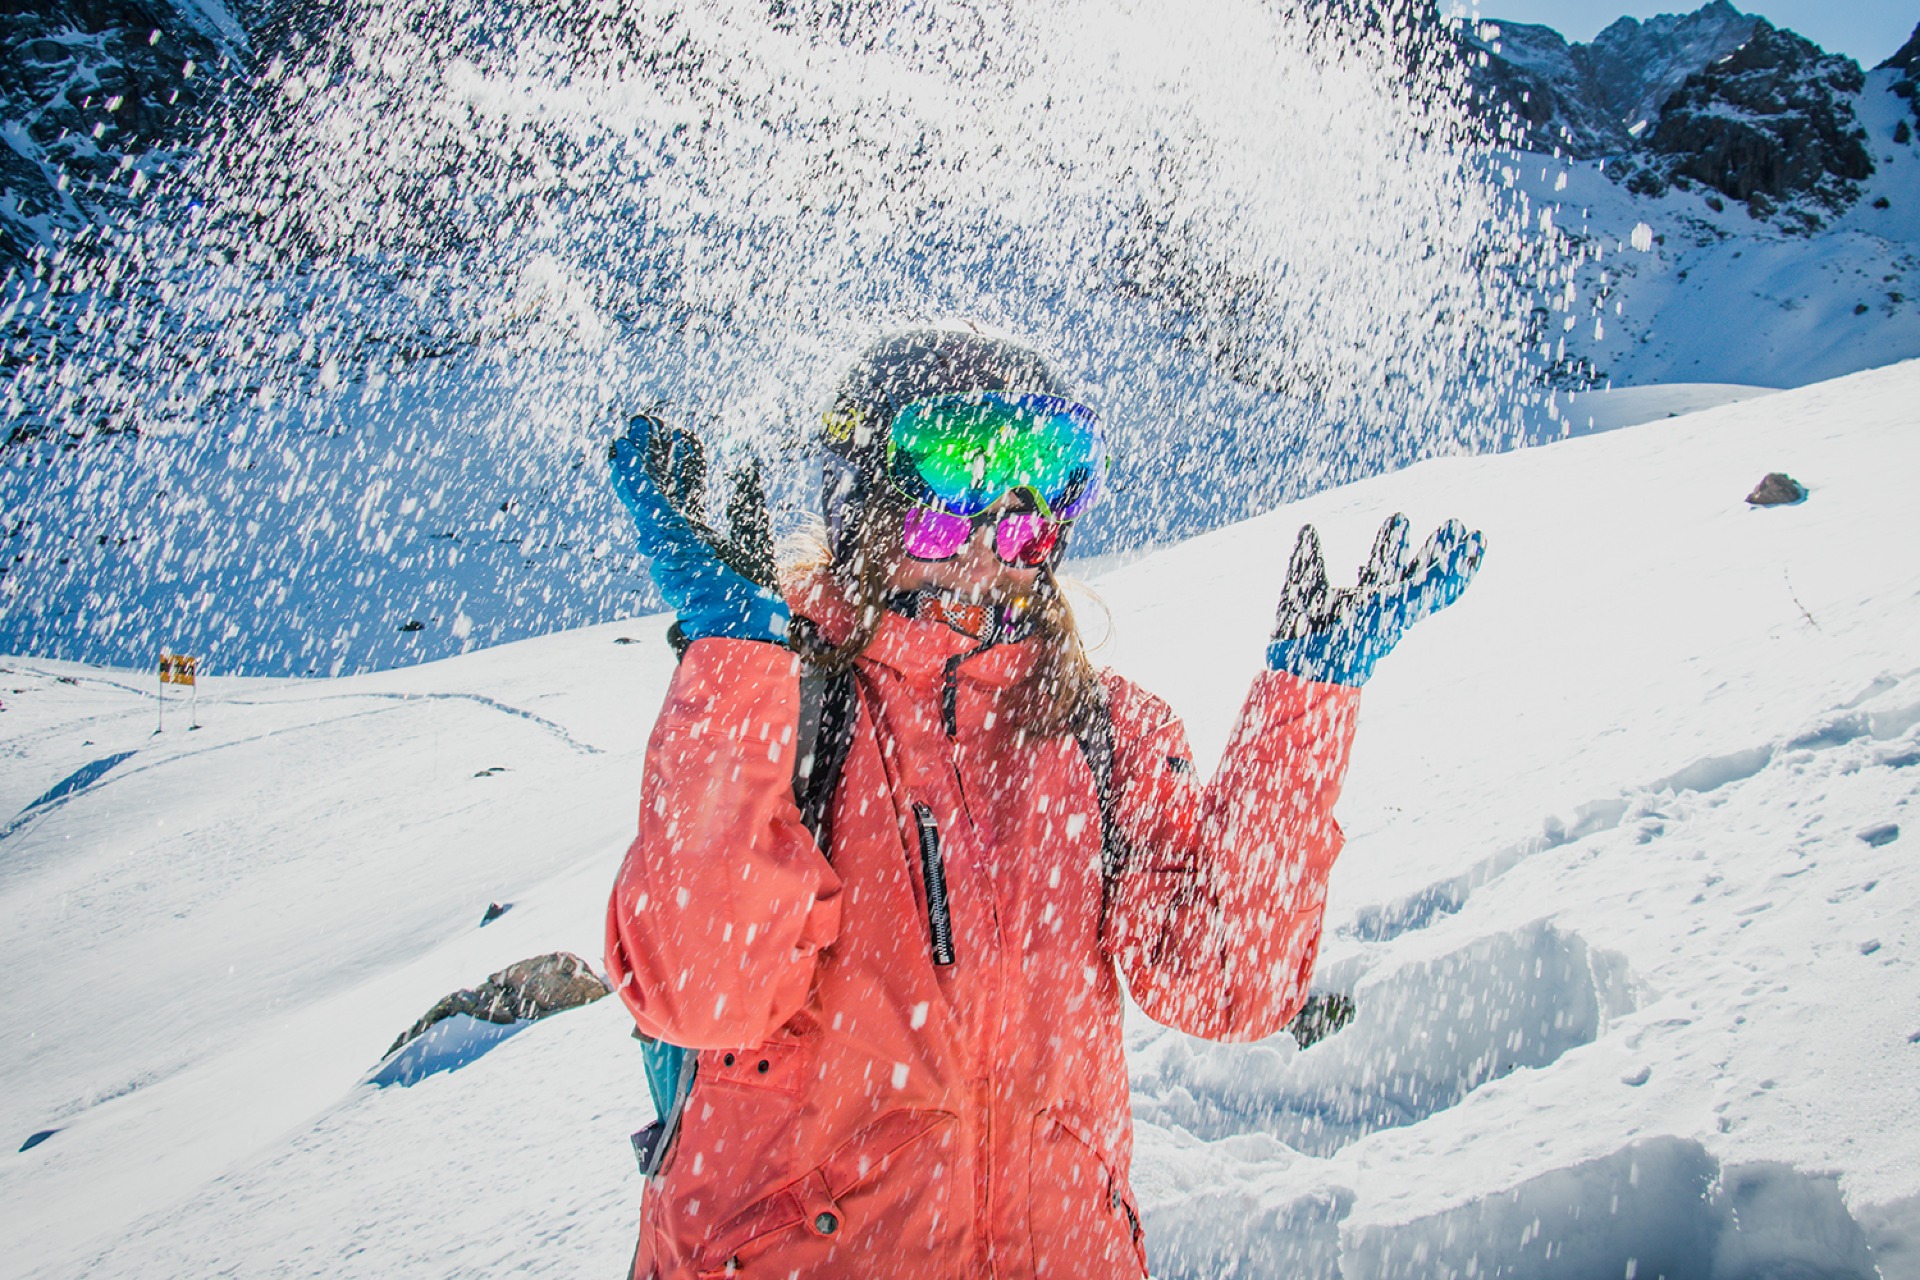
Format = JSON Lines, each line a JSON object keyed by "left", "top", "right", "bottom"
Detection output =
{"left": 1449, "top": 2, "right": 1919, "bottom": 66}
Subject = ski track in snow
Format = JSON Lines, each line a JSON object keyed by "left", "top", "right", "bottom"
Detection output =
{"left": 1347, "top": 680, "right": 1920, "bottom": 946}
{"left": 0, "top": 684, "right": 604, "bottom": 847}
{"left": 2, "top": 363, "right": 1919, "bottom": 1276}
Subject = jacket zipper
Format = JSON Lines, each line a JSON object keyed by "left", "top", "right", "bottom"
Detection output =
{"left": 912, "top": 802, "right": 957, "bottom": 967}
{"left": 941, "top": 653, "right": 965, "bottom": 736}
{"left": 940, "top": 640, "right": 992, "bottom": 738}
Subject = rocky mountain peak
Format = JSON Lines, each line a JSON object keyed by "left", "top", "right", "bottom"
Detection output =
{"left": 1463, "top": 20, "right": 1633, "bottom": 157}
{"left": 1463, "top": 3, "right": 1890, "bottom": 226}
{"left": 1464, "top": 2, "right": 1758, "bottom": 159}
{"left": 1634, "top": 18, "right": 1872, "bottom": 221}
{"left": 0, "top": 0, "right": 243, "bottom": 270}
{"left": 1877, "top": 22, "right": 1920, "bottom": 75}
{"left": 1581, "top": 0, "right": 1759, "bottom": 129}
{"left": 1881, "top": 21, "right": 1920, "bottom": 128}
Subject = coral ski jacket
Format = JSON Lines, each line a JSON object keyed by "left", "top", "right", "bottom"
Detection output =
{"left": 605, "top": 573, "right": 1360, "bottom": 1279}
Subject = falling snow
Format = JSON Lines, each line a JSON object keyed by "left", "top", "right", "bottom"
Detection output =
{"left": 2, "top": 0, "right": 1542, "bottom": 675}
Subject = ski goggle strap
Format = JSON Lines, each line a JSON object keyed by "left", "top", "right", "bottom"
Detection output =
{"left": 886, "top": 392, "right": 1104, "bottom": 520}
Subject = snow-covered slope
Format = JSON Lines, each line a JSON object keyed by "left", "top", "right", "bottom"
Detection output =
{"left": 1508, "top": 70, "right": 1920, "bottom": 411}
{"left": 2, "top": 358, "right": 1917, "bottom": 1277}
{"left": 1554, "top": 380, "right": 1781, "bottom": 436}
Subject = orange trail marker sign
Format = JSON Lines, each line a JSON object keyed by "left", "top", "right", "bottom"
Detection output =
{"left": 157, "top": 653, "right": 200, "bottom": 732}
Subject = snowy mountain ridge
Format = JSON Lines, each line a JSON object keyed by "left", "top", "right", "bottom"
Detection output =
{"left": 1509, "top": 55, "right": 1920, "bottom": 403}
{"left": 1465, "top": 3, "right": 1907, "bottom": 243}
{"left": 3, "top": 0, "right": 1899, "bottom": 271}
{"left": 1465, "top": 0, "right": 1761, "bottom": 157}
{"left": 1, "top": 355, "right": 1915, "bottom": 1277}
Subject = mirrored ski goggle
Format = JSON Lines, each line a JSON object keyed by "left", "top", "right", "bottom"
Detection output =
{"left": 885, "top": 392, "right": 1105, "bottom": 522}
{"left": 901, "top": 506, "right": 1063, "bottom": 567}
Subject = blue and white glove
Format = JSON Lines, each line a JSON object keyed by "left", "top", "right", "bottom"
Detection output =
{"left": 609, "top": 413, "right": 791, "bottom": 653}
{"left": 1266, "top": 514, "right": 1485, "bottom": 686}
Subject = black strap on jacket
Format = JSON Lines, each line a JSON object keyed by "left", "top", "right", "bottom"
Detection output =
{"left": 1074, "top": 684, "right": 1130, "bottom": 934}
{"left": 635, "top": 655, "right": 1123, "bottom": 1178}
{"left": 794, "top": 664, "right": 861, "bottom": 856}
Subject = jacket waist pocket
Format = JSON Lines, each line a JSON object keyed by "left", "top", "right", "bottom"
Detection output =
{"left": 1028, "top": 1105, "right": 1147, "bottom": 1278}
{"left": 694, "top": 1107, "right": 956, "bottom": 1277}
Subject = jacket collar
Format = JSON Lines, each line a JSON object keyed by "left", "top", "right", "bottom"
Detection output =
{"left": 783, "top": 565, "right": 1039, "bottom": 688}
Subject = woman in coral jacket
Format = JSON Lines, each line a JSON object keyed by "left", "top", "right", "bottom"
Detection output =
{"left": 604, "top": 325, "right": 1483, "bottom": 1279}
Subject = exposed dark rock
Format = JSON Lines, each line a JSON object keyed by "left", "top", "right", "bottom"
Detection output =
{"left": 1645, "top": 21, "right": 1872, "bottom": 213}
{"left": 1462, "top": 4, "right": 1881, "bottom": 221}
{"left": 0, "top": 0, "right": 238, "bottom": 269}
{"left": 386, "top": 951, "right": 609, "bottom": 1057}
{"left": 1877, "top": 22, "right": 1920, "bottom": 76}
{"left": 1287, "top": 992, "right": 1357, "bottom": 1049}
{"left": 18, "top": 1127, "right": 59, "bottom": 1152}
{"left": 0, "top": 0, "right": 361, "bottom": 275}
{"left": 1744, "top": 472, "right": 1806, "bottom": 506}
{"left": 1463, "top": 21, "right": 1636, "bottom": 157}
{"left": 1580, "top": 2, "right": 1760, "bottom": 131}
{"left": 1625, "top": 166, "right": 1670, "bottom": 197}
{"left": 1889, "top": 22, "right": 1920, "bottom": 131}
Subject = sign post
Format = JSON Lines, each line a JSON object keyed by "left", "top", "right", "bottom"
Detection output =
{"left": 158, "top": 653, "right": 198, "bottom": 733}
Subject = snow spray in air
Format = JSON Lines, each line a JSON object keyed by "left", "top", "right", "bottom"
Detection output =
{"left": 0, "top": 0, "right": 1544, "bottom": 674}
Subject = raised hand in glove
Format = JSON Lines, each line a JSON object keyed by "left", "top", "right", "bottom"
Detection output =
{"left": 1267, "top": 514, "right": 1485, "bottom": 687}
{"left": 609, "top": 413, "right": 790, "bottom": 653}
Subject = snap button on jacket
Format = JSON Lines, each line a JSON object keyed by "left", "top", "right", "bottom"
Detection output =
{"left": 606, "top": 579, "right": 1359, "bottom": 1279}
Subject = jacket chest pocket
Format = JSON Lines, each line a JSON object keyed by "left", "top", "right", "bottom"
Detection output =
{"left": 1027, "top": 1108, "right": 1147, "bottom": 1278}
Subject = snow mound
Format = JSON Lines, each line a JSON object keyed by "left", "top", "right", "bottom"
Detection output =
{"left": 1553, "top": 381, "right": 1781, "bottom": 437}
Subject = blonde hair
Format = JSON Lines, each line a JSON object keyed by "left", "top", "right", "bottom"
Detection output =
{"left": 786, "top": 498, "right": 1105, "bottom": 739}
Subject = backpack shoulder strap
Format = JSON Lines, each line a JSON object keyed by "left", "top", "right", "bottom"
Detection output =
{"left": 1074, "top": 683, "right": 1129, "bottom": 920}
{"left": 794, "top": 662, "right": 860, "bottom": 858}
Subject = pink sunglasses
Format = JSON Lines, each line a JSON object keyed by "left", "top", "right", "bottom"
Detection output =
{"left": 901, "top": 507, "right": 1063, "bottom": 567}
